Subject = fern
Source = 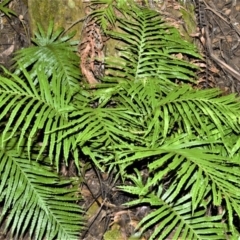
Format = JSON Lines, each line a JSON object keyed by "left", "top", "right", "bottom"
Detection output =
{"left": 103, "top": 5, "right": 201, "bottom": 84}
{"left": 0, "top": 66, "right": 83, "bottom": 169}
{"left": 14, "top": 21, "right": 80, "bottom": 90}
{"left": 0, "top": 136, "right": 83, "bottom": 240}
{"left": 89, "top": 0, "right": 134, "bottom": 30}
{"left": 0, "top": 23, "right": 85, "bottom": 239}
{"left": 1, "top": 1, "right": 240, "bottom": 239}
{"left": 0, "top": 0, "right": 16, "bottom": 17}
{"left": 89, "top": 2, "right": 240, "bottom": 238}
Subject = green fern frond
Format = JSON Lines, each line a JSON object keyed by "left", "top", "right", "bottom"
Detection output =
{"left": 14, "top": 21, "right": 80, "bottom": 89}
{"left": 0, "top": 67, "right": 81, "bottom": 169}
{"left": 90, "top": 0, "right": 133, "bottom": 30}
{"left": 0, "top": 0, "right": 16, "bottom": 17}
{"left": 157, "top": 85, "right": 240, "bottom": 138}
{"left": 117, "top": 136, "right": 240, "bottom": 238}
{"left": 0, "top": 138, "right": 83, "bottom": 240}
{"left": 120, "top": 175, "right": 228, "bottom": 240}
{"left": 104, "top": 5, "right": 201, "bottom": 84}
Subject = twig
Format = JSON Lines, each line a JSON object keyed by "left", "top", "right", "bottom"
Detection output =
{"left": 61, "top": 17, "right": 86, "bottom": 36}
{"left": 204, "top": 27, "right": 240, "bottom": 81}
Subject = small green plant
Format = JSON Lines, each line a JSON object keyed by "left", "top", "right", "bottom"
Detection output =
{"left": 0, "top": 21, "right": 84, "bottom": 239}
{"left": 0, "top": 0, "right": 16, "bottom": 17}
{"left": 1, "top": 1, "right": 240, "bottom": 239}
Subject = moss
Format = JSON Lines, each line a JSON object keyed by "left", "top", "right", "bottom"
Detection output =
{"left": 28, "top": 0, "right": 85, "bottom": 39}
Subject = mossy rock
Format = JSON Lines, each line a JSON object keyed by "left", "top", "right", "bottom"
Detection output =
{"left": 27, "top": 0, "right": 85, "bottom": 39}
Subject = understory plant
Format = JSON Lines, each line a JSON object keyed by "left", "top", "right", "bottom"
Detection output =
{"left": 0, "top": 0, "right": 16, "bottom": 17}
{"left": 1, "top": 0, "right": 240, "bottom": 239}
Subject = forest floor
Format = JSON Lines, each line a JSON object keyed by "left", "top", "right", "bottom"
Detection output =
{"left": 0, "top": 0, "right": 240, "bottom": 239}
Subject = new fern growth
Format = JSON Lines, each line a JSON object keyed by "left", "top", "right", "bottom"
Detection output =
{"left": 1, "top": 1, "right": 240, "bottom": 239}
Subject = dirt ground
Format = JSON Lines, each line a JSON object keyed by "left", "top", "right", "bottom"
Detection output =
{"left": 1, "top": 0, "right": 240, "bottom": 239}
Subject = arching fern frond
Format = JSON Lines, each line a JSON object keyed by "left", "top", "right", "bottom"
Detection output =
{"left": 78, "top": 79, "right": 240, "bottom": 237}
{"left": 156, "top": 85, "right": 240, "bottom": 139}
{"left": 104, "top": 5, "right": 201, "bottom": 84}
{"left": 0, "top": 137, "right": 83, "bottom": 240}
{"left": 0, "top": 67, "right": 82, "bottom": 169}
{"left": 89, "top": 0, "right": 133, "bottom": 30}
{"left": 121, "top": 179, "right": 228, "bottom": 240}
{"left": 14, "top": 21, "right": 80, "bottom": 89}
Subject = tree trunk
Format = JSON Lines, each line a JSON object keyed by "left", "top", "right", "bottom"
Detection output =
{"left": 27, "top": 0, "right": 86, "bottom": 39}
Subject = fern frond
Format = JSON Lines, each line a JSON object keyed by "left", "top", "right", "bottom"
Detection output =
{"left": 0, "top": 139, "right": 83, "bottom": 240}
{"left": 89, "top": 0, "right": 133, "bottom": 30}
{"left": 14, "top": 21, "right": 80, "bottom": 89}
{"left": 117, "top": 137, "right": 240, "bottom": 238}
{"left": 0, "top": 0, "right": 16, "bottom": 17}
{"left": 157, "top": 85, "right": 240, "bottom": 138}
{"left": 120, "top": 175, "right": 229, "bottom": 240}
{"left": 0, "top": 67, "right": 81, "bottom": 169}
{"left": 104, "top": 5, "right": 201, "bottom": 84}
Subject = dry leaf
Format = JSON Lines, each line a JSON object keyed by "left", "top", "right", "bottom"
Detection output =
{"left": 0, "top": 44, "right": 14, "bottom": 57}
